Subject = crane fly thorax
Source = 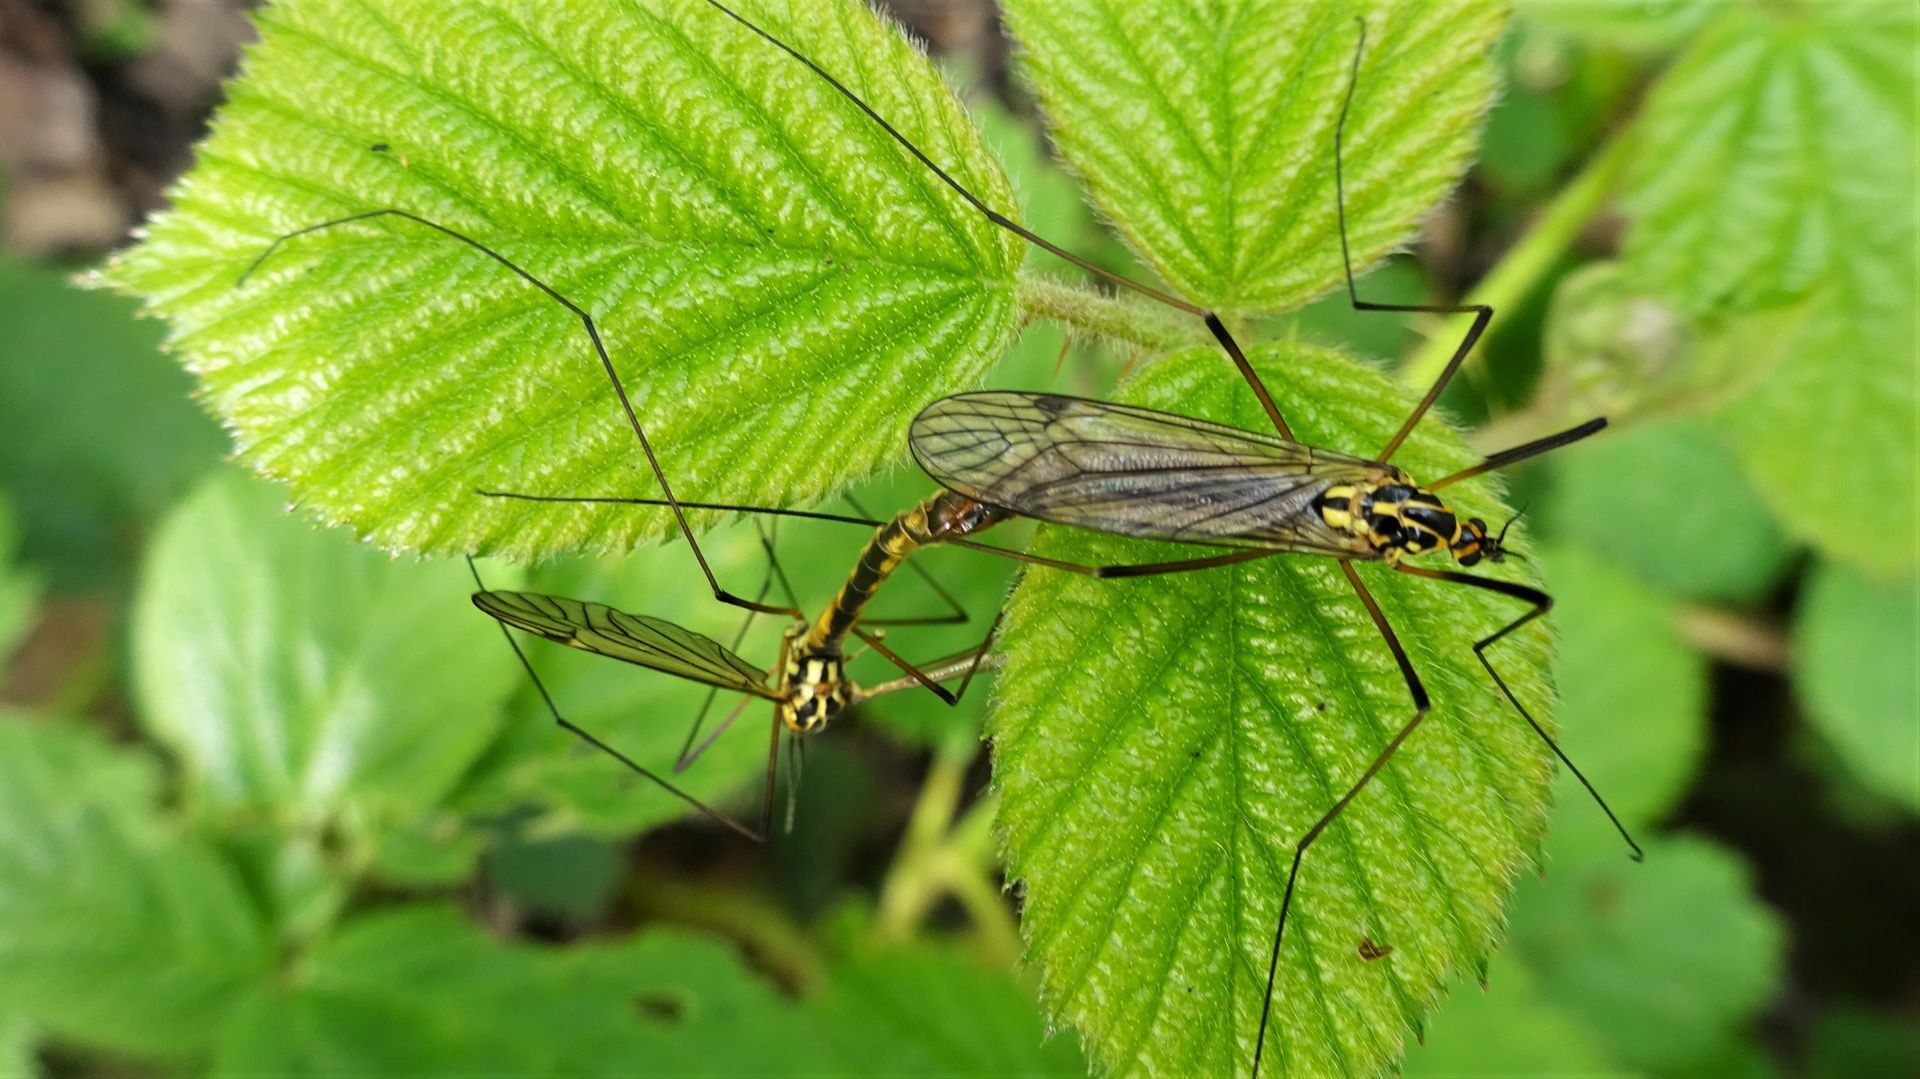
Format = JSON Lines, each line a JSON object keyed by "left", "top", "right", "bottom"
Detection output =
{"left": 1315, "top": 474, "right": 1501, "bottom": 567}
{"left": 779, "top": 630, "right": 849, "bottom": 733}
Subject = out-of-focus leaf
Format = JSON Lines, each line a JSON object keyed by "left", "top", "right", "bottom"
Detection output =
{"left": 0, "top": 1016, "right": 34, "bottom": 1079}
{"left": 0, "top": 501, "right": 41, "bottom": 662}
{"left": 1401, "top": 954, "right": 1628, "bottom": 1077}
{"left": 101, "top": 0, "right": 1019, "bottom": 561}
{"left": 1516, "top": 0, "right": 1718, "bottom": 54}
{"left": 0, "top": 714, "right": 272, "bottom": 1057}
{"left": 132, "top": 469, "right": 521, "bottom": 860}
{"left": 1002, "top": 0, "right": 1503, "bottom": 314}
{"left": 1541, "top": 417, "right": 1794, "bottom": 604}
{"left": 993, "top": 346, "right": 1554, "bottom": 1077}
{"left": 1709, "top": 264, "right": 1916, "bottom": 577}
{"left": 1793, "top": 561, "right": 1920, "bottom": 812}
{"left": 483, "top": 832, "right": 623, "bottom": 923}
{"left": 1619, "top": 4, "right": 1917, "bottom": 576}
{"left": 1621, "top": 5, "right": 1913, "bottom": 315}
{"left": 212, "top": 909, "right": 826, "bottom": 1078}
{"left": 1508, "top": 833, "right": 1785, "bottom": 1071}
{"left": 0, "top": 259, "right": 222, "bottom": 590}
{"left": 1539, "top": 543, "right": 1709, "bottom": 851}
{"left": 812, "top": 944, "right": 1085, "bottom": 1076}
{"left": 1807, "top": 1007, "right": 1920, "bottom": 1079}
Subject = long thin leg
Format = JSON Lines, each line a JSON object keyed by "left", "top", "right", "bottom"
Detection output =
{"left": 695, "top": 0, "right": 1295, "bottom": 443}
{"left": 678, "top": 693, "right": 757, "bottom": 774}
{"left": 462, "top": 558, "right": 763, "bottom": 843}
{"left": 241, "top": 209, "right": 801, "bottom": 620}
{"left": 1253, "top": 562, "right": 1428, "bottom": 1079}
{"left": 678, "top": 519, "right": 783, "bottom": 767}
{"left": 477, "top": 488, "right": 894, "bottom": 530}
{"left": 1323, "top": 21, "right": 1493, "bottom": 464}
{"left": 853, "top": 609, "right": 1008, "bottom": 706}
{"left": 1427, "top": 417, "right": 1607, "bottom": 491}
{"left": 1394, "top": 564, "right": 1642, "bottom": 861}
{"left": 477, "top": 488, "right": 1285, "bottom": 584}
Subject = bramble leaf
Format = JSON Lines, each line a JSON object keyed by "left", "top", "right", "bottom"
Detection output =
{"left": 0, "top": 714, "right": 272, "bottom": 1057}
{"left": 101, "top": 0, "right": 1020, "bottom": 559}
{"left": 1619, "top": 4, "right": 1917, "bottom": 576}
{"left": 0, "top": 501, "right": 40, "bottom": 663}
{"left": 1620, "top": 4, "right": 1913, "bottom": 315}
{"left": 1508, "top": 833, "right": 1785, "bottom": 1071}
{"left": 132, "top": 469, "right": 520, "bottom": 864}
{"left": 1401, "top": 955, "right": 1624, "bottom": 1076}
{"left": 1793, "top": 561, "right": 1920, "bottom": 812}
{"left": 1002, "top": 0, "right": 1503, "bottom": 314}
{"left": 1541, "top": 418, "right": 1793, "bottom": 604}
{"left": 992, "top": 346, "right": 1553, "bottom": 1076}
{"left": 1536, "top": 542, "right": 1709, "bottom": 852}
{"left": 0, "top": 258, "right": 222, "bottom": 590}
{"left": 812, "top": 944, "right": 1087, "bottom": 1076}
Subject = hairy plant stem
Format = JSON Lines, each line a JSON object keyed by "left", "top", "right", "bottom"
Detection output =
{"left": 1400, "top": 122, "right": 1639, "bottom": 391}
{"left": 1018, "top": 273, "right": 1210, "bottom": 359}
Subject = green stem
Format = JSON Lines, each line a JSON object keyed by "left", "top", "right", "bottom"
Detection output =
{"left": 873, "top": 737, "right": 972, "bottom": 941}
{"left": 1399, "top": 123, "right": 1639, "bottom": 391}
{"left": 1018, "top": 273, "right": 1206, "bottom": 357}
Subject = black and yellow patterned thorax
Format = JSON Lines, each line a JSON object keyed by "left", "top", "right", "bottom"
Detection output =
{"left": 1314, "top": 475, "right": 1502, "bottom": 567}
{"left": 778, "top": 625, "right": 850, "bottom": 733}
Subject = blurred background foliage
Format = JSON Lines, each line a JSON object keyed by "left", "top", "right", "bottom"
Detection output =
{"left": 0, "top": 0, "right": 1914, "bottom": 1076}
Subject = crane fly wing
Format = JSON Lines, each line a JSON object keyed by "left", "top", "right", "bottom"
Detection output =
{"left": 910, "top": 392, "right": 1385, "bottom": 555}
{"left": 474, "top": 591, "right": 778, "bottom": 699}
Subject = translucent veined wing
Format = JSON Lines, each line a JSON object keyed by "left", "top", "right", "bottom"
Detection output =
{"left": 909, "top": 392, "right": 1387, "bottom": 555}
{"left": 473, "top": 591, "right": 778, "bottom": 699}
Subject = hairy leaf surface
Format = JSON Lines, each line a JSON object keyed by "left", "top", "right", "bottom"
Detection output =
{"left": 1002, "top": 0, "right": 1503, "bottom": 314}
{"left": 103, "top": 0, "right": 1020, "bottom": 558}
{"left": 1621, "top": 4, "right": 1918, "bottom": 576}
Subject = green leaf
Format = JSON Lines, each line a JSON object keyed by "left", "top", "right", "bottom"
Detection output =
{"left": 1708, "top": 271, "right": 1916, "bottom": 577}
{"left": 0, "top": 1015, "right": 34, "bottom": 1079}
{"left": 0, "top": 499, "right": 42, "bottom": 663}
{"left": 1808, "top": 1006, "right": 1920, "bottom": 1079}
{"left": 132, "top": 468, "right": 521, "bottom": 857}
{"left": 812, "top": 944, "right": 1086, "bottom": 1076}
{"left": 215, "top": 910, "right": 1069, "bottom": 1077}
{"left": 1516, "top": 0, "right": 1719, "bottom": 55}
{"left": 1508, "top": 833, "right": 1785, "bottom": 1071}
{"left": 0, "top": 258, "right": 222, "bottom": 590}
{"left": 1002, "top": 0, "right": 1503, "bottom": 314}
{"left": 1618, "top": 4, "right": 1917, "bottom": 576}
{"left": 1538, "top": 542, "right": 1709, "bottom": 852}
{"left": 1541, "top": 417, "right": 1794, "bottom": 604}
{"left": 0, "top": 713, "right": 272, "bottom": 1057}
{"left": 213, "top": 908, "right": 824, "bottom": 1077}
{"left": 992, "top": 345, "right": 1554, "bottom": 1077}
{"left": 1620, "top": 5, "right": 1913, "bottom": 315}
{"left": 1401, "top": 954, "right": 1627, "bottom": 1077}
{"left": 102, "top": 0, "right": 1020, "bottom": 559}
{"left": 1793, "top": 561, "right": 1920, "bottom": 812}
